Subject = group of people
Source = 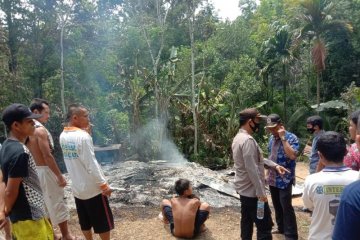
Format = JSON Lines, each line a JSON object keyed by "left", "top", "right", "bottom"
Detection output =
{"left": 303, "top": 110, "right": 360, "bottom": 240}
{"left": 0, "top": 100, "right": 113, "bottom": 240}
{"left": 1, "top": 100, "right": 360, "bottom": 240}
{"left": 232, "top": 109, "right": 298, "bottom": 240}
{"left": 233, "top": 107, "right": 360, "bottom": 240}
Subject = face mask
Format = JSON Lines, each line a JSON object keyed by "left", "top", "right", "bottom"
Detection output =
{"left": 250, "top": 119, "right": 260, "bottom": 133}
{"left": 307, "top": 128, "right": 315, "bottom": 134}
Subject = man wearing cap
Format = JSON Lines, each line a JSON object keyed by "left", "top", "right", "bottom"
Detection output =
{"left": 0, "top": 103, "right": 53, "bottom": 239}
{"left": 232, "top": 108, "right": 289, "bottom": 240}
{"left": 265, "top": 113, "right": 299, "bottom": 239}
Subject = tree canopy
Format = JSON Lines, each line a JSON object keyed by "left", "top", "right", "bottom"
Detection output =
{"left": 0, "top": 0, "right": 359, "bottom": 168}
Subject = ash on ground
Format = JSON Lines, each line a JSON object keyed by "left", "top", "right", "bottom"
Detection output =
{"left": 63, "top": 160, "right": 240, "bottom": 209}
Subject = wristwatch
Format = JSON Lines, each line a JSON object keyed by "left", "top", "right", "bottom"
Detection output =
{"left": 280, "top": 136, "right": 286, "bottom": 141}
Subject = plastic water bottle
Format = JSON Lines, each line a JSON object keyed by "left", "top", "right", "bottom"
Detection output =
{"left": 257, "top": 200, "right": 265, "bottom": 219}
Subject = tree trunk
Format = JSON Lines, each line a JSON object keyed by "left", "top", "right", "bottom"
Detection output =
{"left": 265, "top": 73, "right": 270, "bottom": 112}
{"left": 283, "top": 64, "right": 287, "bottom": 123}
{"left": 140, "top": 0, "right": 170, "bottom": 120}
{"left": 188, "top": 0, "right": 198, "bottom": 156}
{"left": 60, "top": 24, "right": 66, "bottom": 114}
{"left": 4, "top": 0, "right": 17, "bottom": 75}
{"left": 307, "top": 38, "right": 311, "bottom": 100}
{"left": 269, "top": 75, "right": 274, "bottom": 107}
{"left": 316, "top": 72, "right": 320, "bottom": 108}
{"left": 37, "top": 75, "right": 43, "bottom": 98}
{"left": 131, "top": 52, "right": 141, "bottom": 150}
{"left": 154, "top": 66, "right": 159, "bottom": 118}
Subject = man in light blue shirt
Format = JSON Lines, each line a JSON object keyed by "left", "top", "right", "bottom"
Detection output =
{"left": 305, "top": 116, "right": 325, "bottom": 174}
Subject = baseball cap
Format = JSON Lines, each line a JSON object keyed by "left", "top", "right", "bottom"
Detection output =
{"left": 239, "top": 108, "right": 267, "bottom": 121}
{"left": 2, "top": 103, "right": 42, "bottom": 127}
{"left": 265, "top": 113, "right": 282, "bottom": 128}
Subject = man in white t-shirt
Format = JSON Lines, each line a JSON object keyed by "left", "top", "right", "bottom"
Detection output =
{"left": 302, "top": 131, "right": 358, "bottom": 240}
{"left": 60, "top": 104, "right": 114, "bottom": 240}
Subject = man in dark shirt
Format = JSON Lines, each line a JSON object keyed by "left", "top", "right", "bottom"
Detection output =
{"left": 0, "top": 103, "right": 53, "bottom": 239}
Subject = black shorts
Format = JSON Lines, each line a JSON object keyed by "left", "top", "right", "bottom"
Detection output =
{"left": 75, "top": 194, "right": 114, "bottom": 233}
{"left": 163, "top": 206, "right": 209, "bottom": 236}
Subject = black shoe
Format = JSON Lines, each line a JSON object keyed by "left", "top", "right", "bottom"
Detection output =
{"left": 271, "top": 229, "right": 284, "bottom": 234}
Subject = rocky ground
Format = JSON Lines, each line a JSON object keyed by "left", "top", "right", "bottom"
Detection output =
{"left": 0, "top": 161, "right": 311, "bottom": 240}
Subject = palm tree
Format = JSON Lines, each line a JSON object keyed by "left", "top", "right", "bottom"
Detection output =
{"left": 297, "top": 0, "right": 352, "bottom": 107}
{"left": 261, "top": 24, "right": 297, "bottom": 123}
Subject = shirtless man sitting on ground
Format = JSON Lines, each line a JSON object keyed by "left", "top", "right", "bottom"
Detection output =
{"left": 160, "top": 178, "right": 210, "bottom": 238}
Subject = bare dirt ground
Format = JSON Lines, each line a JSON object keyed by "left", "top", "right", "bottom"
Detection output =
{"left": 0, "top": 162, "right": 311, "bottom": 240}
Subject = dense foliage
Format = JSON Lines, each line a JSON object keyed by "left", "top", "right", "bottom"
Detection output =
{"left": 0, "top": 0, "right": 359, "bottom": 169}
